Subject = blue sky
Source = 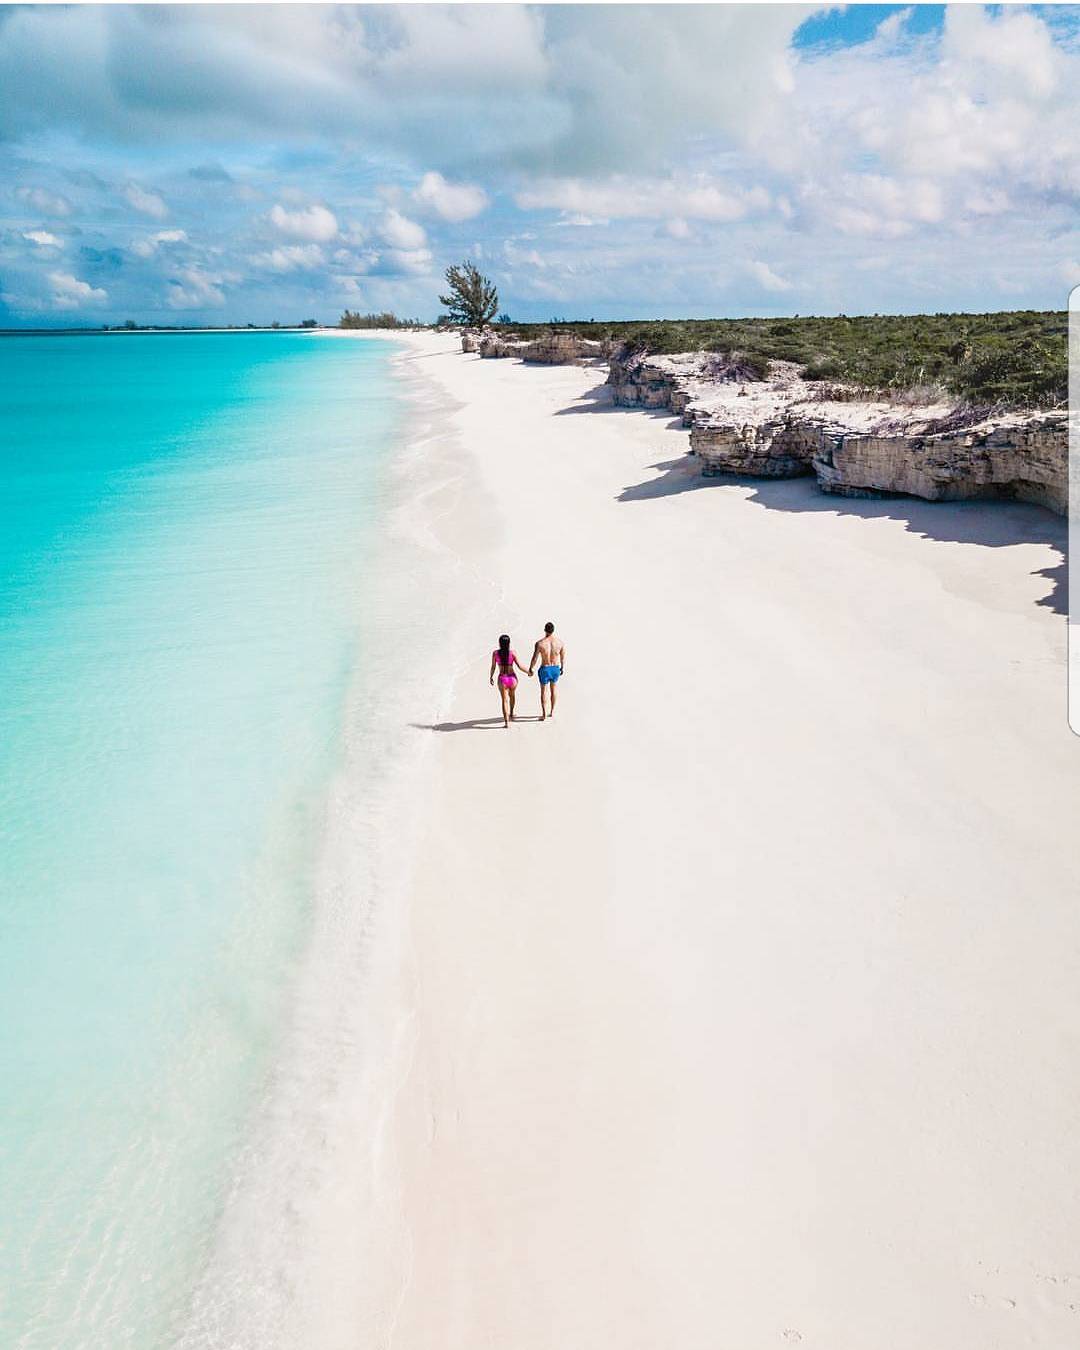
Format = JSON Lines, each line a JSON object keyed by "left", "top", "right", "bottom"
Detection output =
{"left": 2, "top": 3, "right": 1079, "bottom": 326}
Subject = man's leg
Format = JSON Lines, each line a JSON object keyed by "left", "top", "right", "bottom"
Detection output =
{"left": 539, "top": 672, "right": 548, "bottom": 720}
{"left": 549, "top": 675, "right": 558, "bottom": 716}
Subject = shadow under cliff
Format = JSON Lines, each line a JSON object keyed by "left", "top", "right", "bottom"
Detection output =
{"left": 554, "top": 381, "right": 686, "bottom": 430}
{"left": 618, "top": 455, "right": 1069, "bottom": 617}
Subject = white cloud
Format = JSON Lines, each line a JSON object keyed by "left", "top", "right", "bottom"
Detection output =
{"left": 2, "top": 5, "right": 1080, "bottom": 318}
{"left": 553, "top": 213, "right": 610, "bottom": 229}
{"left": 254, "top": 244, "right": 326, "bottom": 273}
{"left": 943, "top": 4, "right": 1060, "bottom": 100}
{"left": 48, "top": 271, "right": 107, "bottom": 309}
{"left": 23, "top": 229, "right": 61, "bottom": 248}
{"left": 411, "top": 171, "right": 488, "bottom": 222}
{"left": 503, "top": 240, "right": 546, "bottom": 269}
{"left": 745, "top": 259, "right": 792, "bottom": 293}
{"left": 381, "top": 247, "right": 434, "bottom": 275}
{"left": 269, "top": 203, "right": 338, "bottom": 242}
{"left": 131, "top": 228, "right": 188, "bottom": 258}
{"left": 378, "top": 209, "right": 427, "bottom": 250}
{"left": 350, "top": 244, "right": 433, "bottom": 278}
{"left": 517, "top": 176, "right": 769, "bottom": 223}
{"left": 16, "top": 186, "right": 73, "bottom": 217}
{"left": 123, "top": 182, "right": 168, "bottom": 219}
{"left": 166, "top": 267, "right": 225, "bottom": 309}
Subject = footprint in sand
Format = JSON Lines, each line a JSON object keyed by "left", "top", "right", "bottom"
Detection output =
{"left": 781, "top": 1331, "right": 803, "bottom": 1344}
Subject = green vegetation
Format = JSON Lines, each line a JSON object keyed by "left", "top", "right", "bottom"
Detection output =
{"left": 339, "top": 310, "right": 419, "bottom": 329}
{"left": 439, "top": 261, "right": 498, "bottom": 328}
{"left": 499, "top": 310, "right": 1067, "bottom": 408}
{"left": 299, "top": 318, "right": 319, "bottom": 328}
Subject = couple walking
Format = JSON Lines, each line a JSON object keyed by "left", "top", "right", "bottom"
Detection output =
{"left": 489, "top": 621, "right": 565, "bottom": 728}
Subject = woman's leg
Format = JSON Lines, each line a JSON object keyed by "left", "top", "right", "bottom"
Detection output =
{"left": 499, "top": 683, "right": 511, "bottom": 727}
{"left": 508, "top": 684, "right": 517, "bottom": 720}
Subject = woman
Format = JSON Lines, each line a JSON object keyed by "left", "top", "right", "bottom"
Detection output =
{"left": 489, "top": 633, "right": 530, "bottom": 728}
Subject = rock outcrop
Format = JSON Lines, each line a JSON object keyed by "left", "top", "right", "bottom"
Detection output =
{"left": 606, "top": 352, "right": 706, "bottom": 409}
{"left": 813, "top": 415, "right": 1067, "bottom": 513}
{"left": 520, "top": 332, "right": 606, "bottom": 365}
{"left": 462, "top": 329, "right": 606, "bottom": 365}
{"left": 691, "top": 397, "right": 1066, "bottom": 515}
{"left": 463, "top": 334, "right": 1068, "bottom": 515}
{"left": 694, "top": 419, "right": 821, "bottom": 478}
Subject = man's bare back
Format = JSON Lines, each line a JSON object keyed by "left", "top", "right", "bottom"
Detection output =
{"left": 529, "top": 622, "right": 565, "bottom": 720}
{"left": 533, "top": 633, "right": 564, "bottom": 667}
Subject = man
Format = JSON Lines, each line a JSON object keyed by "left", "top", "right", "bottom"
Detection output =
{"left": 529, "top": 621, "right": 565, "bottom": 721}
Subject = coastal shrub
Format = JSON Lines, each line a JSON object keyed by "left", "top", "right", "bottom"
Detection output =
{"left": 501, "top": 309, "right": 1064, "bottom": 408}
{"left": 339, "top": 310, "right": 420, "bottom": 329}
{"left": 802, "top": 359, "right": 843, "bottom": 380}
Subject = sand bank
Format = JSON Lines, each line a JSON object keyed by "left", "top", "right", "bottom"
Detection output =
{"left": 363, "top": 330, "right": 1080, "bottom": 1350}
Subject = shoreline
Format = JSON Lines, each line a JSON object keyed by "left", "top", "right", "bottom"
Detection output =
{"left": 184, "top": 329, "right": 1078, "bottom": 1350}
{"left": 177, "top": 335, "right": 486, "bottom": 1349}
{"left": 375, "top": 333, "right": 1079, "bottom": 1350}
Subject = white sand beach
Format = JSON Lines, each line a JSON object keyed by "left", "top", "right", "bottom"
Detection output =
{"left": 349, "top": 330, "right": 1079, "bottom": 1350}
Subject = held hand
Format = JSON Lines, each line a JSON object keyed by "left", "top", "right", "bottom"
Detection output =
{"left": 489, "top": 675, "right": 494, "bottom": 686}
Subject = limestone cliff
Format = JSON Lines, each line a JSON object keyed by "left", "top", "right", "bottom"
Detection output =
{"left": 462, "top": 329, "right": 605, "bottom": 365}
{"left": 813, "top": 415, "right": 1067, "bottom": 513}
{"left": 460, "top": 332, "right": 1067, "bottom": 514}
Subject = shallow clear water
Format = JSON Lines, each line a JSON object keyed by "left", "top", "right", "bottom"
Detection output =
{"left": 0, "top": 331, "right": 402, "bottom": 1348}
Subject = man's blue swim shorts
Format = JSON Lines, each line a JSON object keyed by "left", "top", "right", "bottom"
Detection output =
{"left": 538, "top": 664, "right": 562, "bottom": 685}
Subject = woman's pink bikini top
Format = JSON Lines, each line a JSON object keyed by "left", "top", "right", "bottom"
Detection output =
{"left": 493, "top": 648, "right": 516, "bottom": 669}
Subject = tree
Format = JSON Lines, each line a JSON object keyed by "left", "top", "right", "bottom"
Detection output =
{"left": 497, "top": 312, "right": 513, "bottom": 325}
{"left": 439, "top": 261, "right": 498, "bottom": 328}
{"left": 300, "top": 318, "right": 319, "bottom": 328}
{"left": 339, "top": 310, "right": 416, "bottom": 330}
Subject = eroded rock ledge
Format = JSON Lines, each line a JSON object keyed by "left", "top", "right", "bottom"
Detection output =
{"left": 463, "top": 329, "right": 608, "bottom": 365}
{"left": 461, "top": 333, "right": 1067, "bottom": 515}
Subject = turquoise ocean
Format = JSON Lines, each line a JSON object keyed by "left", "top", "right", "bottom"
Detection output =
{"left": 0, "top": 332, "right": 407, "bottom": 1348}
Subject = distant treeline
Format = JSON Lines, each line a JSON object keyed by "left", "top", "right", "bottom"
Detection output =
{"left": 339, "top": 310, "right": 421, "bottom": 329}
{"left": 501, "top": 310, "right": 1068, "bottom": 408}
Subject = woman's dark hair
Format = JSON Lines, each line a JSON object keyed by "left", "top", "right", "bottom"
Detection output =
{"left": 498, "top": 634, "right": 511, "bottom": 670}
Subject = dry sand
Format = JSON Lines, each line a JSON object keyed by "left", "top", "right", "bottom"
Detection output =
{"left": 374, "top": 331, "right": 1079, "bottom": 1350}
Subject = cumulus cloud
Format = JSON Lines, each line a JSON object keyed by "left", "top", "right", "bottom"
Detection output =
{"left": 2, "top": 5, "right": 1079, "bottom": 320}
{"left": 130, "top": 228, "right": 188, "bottom": 258}
{"left": 123, "top": 183, "right": 168, "bottom": 219}
{"left": 745, "top": 259, "right": 792, "bottom": 293}
{"left": 411, "top": 171, "right": 488, "bottom": 222}
{"left": 269, "top": 202, "right": 338, "bottom": 241}
{"left": 0, "top": 4, "right": 802, "bottom": 174}
{"left": 372, "top": 248, "right": 434, "bottom": 277}
{"left": 166, "top": 267, "right": 225, "bottom": 309}
{"left": 377, "top": 209, "right": 427, "bottom": 250}
{"left": 48, "top": 271, "right": 107, "bottom": 309}
{"left": 16, "top": 185, "right": 74, "bottom": 217}
{"left": 517, "top": 176, "right": 769, "bottom": 223}
{"left": 23, "top": 230, "right": 61, "bottom": 248}
{"left": 254, "top": 244, "right": 326, "bottom": 273}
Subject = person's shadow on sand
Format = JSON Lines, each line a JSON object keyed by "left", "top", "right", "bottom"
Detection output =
{"left": 411, "top": 716, "right": 543, "bottom": 732}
